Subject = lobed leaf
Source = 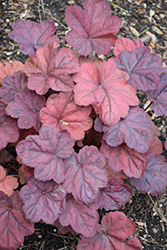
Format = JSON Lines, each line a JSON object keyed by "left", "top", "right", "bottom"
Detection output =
{"left": 65, "top": 0, "right": 122, "bottom": 56}
{"left": 73, "top": 59, "right": 139, "bottom": 126}
{"left": 40, "top": 92, "right": 93, "bottom": 140}
{"left": 63, "top": 145, "right": 108, "bottom": 204}
{"left": 0, "top": 71, "right": 28, "bottom": 104}
{"left": 113, "top": 37, "right": 144, "bottom": 57}
{"left": 78, "top": 211, "right": 142, "bottom": 250}
{"left": 20, "top": 176, "right": 66, "bottom": 224}
{"left": 9, "top": 20, "right": 60, "bottom": 56}
{"left": 130, "top": 153, "right": 167, "bottom": 196}
{"left": 0, "top": 191, "right": 34, "bottom": 250}
{"left": 146, "top": 73, "right": 167, "bottom": 116}
{"left": 0, "top": 61, "right": 25, "bottom": 84}
{"left": 16, "top": 126, "right": 75, "bottom": 183}
{"left": 5, "top": 90, "right": 45, "bottom": 131}
{"left": 95, "top": 106, "right": 153, "bottom": 153}
{"left": 25, "top": 42, "right": 79, "bottom": 95}
{"left": 101, "top": 140, "right": 148, "bottom": 178}
{"left": 0, "top": 165, "right": 18, "bottom": 196}
{"left": 115, "top": 46, "right": 165, "bottom": 91}
{"left": 58, "top": 194, "right": 99, "bottom": 237}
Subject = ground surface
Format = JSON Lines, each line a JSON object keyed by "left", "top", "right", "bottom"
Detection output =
{"left": 0, "top": 0, "right": 167, "bottom": 249}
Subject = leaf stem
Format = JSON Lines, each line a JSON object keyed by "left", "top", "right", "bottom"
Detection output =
{"left": 138, "top": 27, "right": 150, "bottom": 37}
{"left": 111, "top": 3, "right": 129, "bottom": 13}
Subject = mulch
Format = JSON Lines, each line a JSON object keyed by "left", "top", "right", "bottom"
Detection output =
{"left": 0, "top": 0, "right": 167, "bottom": 249}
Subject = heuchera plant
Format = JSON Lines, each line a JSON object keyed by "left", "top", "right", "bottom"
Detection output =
{"left": 0, "top": 0, "right": 167, "bottom": 249}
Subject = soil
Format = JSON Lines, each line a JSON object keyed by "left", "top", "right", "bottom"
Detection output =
{"left": 0, "top": 0, "right": 167, "bottom": 250}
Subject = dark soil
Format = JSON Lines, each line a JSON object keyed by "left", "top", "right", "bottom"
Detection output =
{"left": 0, "top": 0, "right": 167, "bottom": 249}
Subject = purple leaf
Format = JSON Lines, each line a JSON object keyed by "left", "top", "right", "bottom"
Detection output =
{"left": 78, "top": 211, "right": 142, "bottom": 250}
{"left": 5, "top": 90, "right": 45, "bottom": 131}
{"left": 16, "top": 126, "right": 75, "bottom": 183}
{"left": 0, "top": 116, "right": 19, "bottom": 150}
{"left": 115, "top": 46, "right": 165, "bottom": 91}
{"left": 0, "top": 71, "right": 28, "bottom": 103}
{"left": 58, "top": 194, "right": 99, "bottom": 237}
{"left": 95, "top": 106, "right": 153, "bottom": 153}
{"left": 0, "top": 191, "right": 34, "bottom": 250}
{"left": 62, "top": 145, "right": 108, "bottom": 204}
{"left": 100, "top": 140, "right": 148, "bottom": 178}
{"left": 146, "top": 73, "right": 167, "bottom": 116}
{"left": 9, "top": 20, "right": 60, "bottom": 56}
{"left": 130, "top": 153, "right": 167, "bottom": 196}
{"left": 65, "top": 0, "right": 122, "bottom": 56}
{"left": 98, "top": 179, "right": 132, "bottom": 210}
{"left": 20, "top": 176, "right": 66, "bottom": 224}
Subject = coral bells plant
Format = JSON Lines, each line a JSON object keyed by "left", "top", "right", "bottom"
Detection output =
{"left": 0, "top": 0, "right": 167, "bottom": 249}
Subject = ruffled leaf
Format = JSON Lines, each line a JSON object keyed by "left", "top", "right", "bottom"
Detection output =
{"left": 73, "top": 59, "right": 139, "bottom": 126}
{"left": 16, "top": 126, "right": 75, "bottom": 183}
{"left": 9, "top": 20, "right": 60, "bottom": 56}
{"left": 40, "top": 92, "right": 93, "bottom": 140}
{"left": 65, "top": 0, "right": 121, "bottom": 56}
{"left": 20, "top": 176, "right": 66, "bottom": 224}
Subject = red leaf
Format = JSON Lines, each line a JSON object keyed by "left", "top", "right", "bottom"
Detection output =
{"left": 58, "top": 194, "right": 99, "bottom": 237}
{"left": 6, "top": 90, "right": 45, "bottom": 131}
{"left": 0, "top": 61, "right": 25, "bottom": 84}
{"left": 146, "top": 73, "right": 167, "bottom": 116}
{"left": 9, "top": 20, "right": 60, "bottom": 56}
{"left": 0, "top": 191, "right": 34, "bottom": 250}
{"left": 0, "top": 165, "right": 18, "bottom": 196}
{"left": 115, "top": 46, "right": 165, "bottom": 91}
{"left": 98, "top": 179, "right": 132, "bottom": 210}
{"left": 16, "top": 126, "right": 75, "bottom": 183}
{"left": 73, "top": 60, "right": 139, "bottom": 126}
{"left": 65, "top": 0, "right": 121, "bottom": 56}
{"left": 25, "top": 42, "right": 79, "bottom": 95}
{"left": 0, "top": 71, "right": 28, "bottom": 104}
{"left": 0, "top": 117, "right": 19, "bottom": 150}
{"left": 113, "top": 37, "right": 144, "bottom": 57}
{"left": 62, "top": 145, "right": 108, "bottom": 204}
{"left": 95, "top": 106, "right": 153, "bottom": 153}
{"left": 20, "top": 176, "right": 66, "bottom": 224}
{"left": 78, "top": 211, "right": 142, "bottom": 250}
{"left": 146, "top": 124, "right": 162, "bottom": 156}
{"left": 40, "top": 92, "right": 93, "bottom": 140}
{"left": 101, "top": 141, "right": 148, "bottom": 178}
{"left": 130, "top": 153, "right": 167, "bottom": 196}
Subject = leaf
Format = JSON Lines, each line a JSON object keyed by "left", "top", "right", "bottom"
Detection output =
{"left": 104, "top": 163, "right": 128, "bottom": 184}
{"left": 0, "top": 71, "right": 28, "bottom": 104}
{"left": 20, "top": 176, "right": 66, "bottom": 224}
{"left": 0, "top": 165, "right": 18, "bottom": 196}
{"left": 146, "top": 73, "right": 167, "bottom": 116}
{"left": 115, "top": 46, "right": 165, "bottom": 91}
{"left": 16, "top": 126, "right": 75, "bottom": 183}
{"left": 5, "top": 90, "right": 45, "bottom": 131}
{"left": 25, "top": 42, "right": 79, "bottom": 95}
{"left": 0, "top": 100, "right": 6, "bottom": 123}
{"left": 40, "top": 92, "right": 93, "bottom": 140}
{"left": 98, "top": 178, "right": 132, "bottom": 210}
{"left": 65, "top": 0, "right": 122, "bottom": 56}
{"left": 113, "top": 37, "right": 144, "bottom": 57}
{"left": 62, "top": 145, "right": 108, "bottom": 204}
{"left": 8, "top": 20, "right": 60, "bottom": 56}
{"left": 78, "top": 211, "right": 142, "bottom": 250}
{"left": 73, "top": 59, "right": 139, "bottom": 126}
{"left": 146, "top": 124, "right": 163, "bottom": 156}
{"left": 53, "top": 219, "right": 76, "bottom": 235}
{"left": 0, "top": 117, "right": 19, "bottom": 150}
{"left": 101, "top": 140, "right": 148, "bottom": 178}
{"left": 95, "top": 106, "right": 153, "bottom": 153}
{"left": 0, "top": 61, "right": 25, "bottom": 85}
{"left": 130, "top": 153, "right": 167, "bottom": 196}
{"left": 58, "top": 194, "right": 99, "bottom": 237}
{"left": 0, "top": 191, "right": 34, "bottom": 250}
